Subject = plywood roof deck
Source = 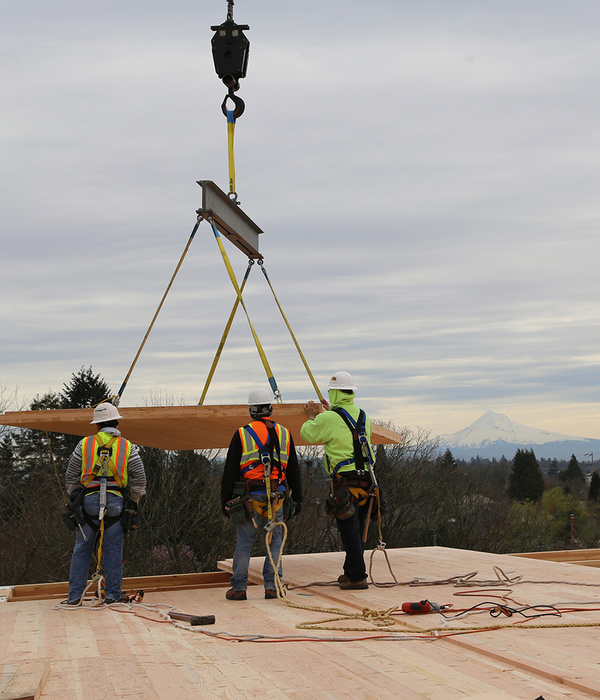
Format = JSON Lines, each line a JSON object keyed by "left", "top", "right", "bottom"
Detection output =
{"left": 2, "top": 546, "right": 600, "bottom": 699}
{"left": 0, "top": 404, "right": 402, "bottom": 451}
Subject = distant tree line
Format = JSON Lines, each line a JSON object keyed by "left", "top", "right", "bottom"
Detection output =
{"left": 1, "top": 368, "right": 600, "bottom": 587}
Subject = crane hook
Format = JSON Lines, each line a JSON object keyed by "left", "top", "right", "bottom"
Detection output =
{"left": 221, "top": 89, "right": 245, "bottom": 119}
{"left": 211, "top": 1, "right": 250, "bottom": 114}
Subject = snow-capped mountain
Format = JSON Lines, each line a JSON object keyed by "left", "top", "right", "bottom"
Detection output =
{"left": 439, "top": 410, "right": 600, "bottom": 461}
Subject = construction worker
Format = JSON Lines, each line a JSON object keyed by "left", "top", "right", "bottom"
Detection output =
{"left": 300, "top": 371, "right": 376, "bottom": 590}
{"left": 221, "top": 388, "right": 302, "bottom": 600}
{"left": 63, "top": 403, "right": 146, "bottom": 605}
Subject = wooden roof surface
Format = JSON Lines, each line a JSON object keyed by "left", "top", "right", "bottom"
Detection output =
{"left": 2, "top": 546, "right": 600, "bottom": 699}
{"left": 0, "top": 404, "right": 402, "bottom": 450}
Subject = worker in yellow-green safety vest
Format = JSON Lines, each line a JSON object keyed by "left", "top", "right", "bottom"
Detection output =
{"left": 300, "top": 371, "right": 376, "bottom": 591}
{"left": 221, "top": 388, "right": 302, "bottom": 601}
{"left": 63, "top": 403, "right": 146, "bottom": 606}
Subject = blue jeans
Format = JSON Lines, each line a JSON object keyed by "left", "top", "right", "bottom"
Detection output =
{"left": 230, "top": 509, "right": 284, "bottom": 591}
{"left": 68, "top": 491, "right": 124, "bottom": 602}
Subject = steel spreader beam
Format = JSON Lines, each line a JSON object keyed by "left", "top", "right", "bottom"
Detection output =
{"left": 196, "top": 180, "right": 262, "bottom": 258}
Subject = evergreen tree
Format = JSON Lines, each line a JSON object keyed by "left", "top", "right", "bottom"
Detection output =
{"left": 61, "top": 366, "right": 112, "bottom": 408}
{"left": 548, "top": 458, "right": 559, "bottom": 476}
{"left": 439, "top": 448, "right": 457, "bottom": 472}
{"left": 589, "top": 471, "right": 600, "bottom": 502}
{"left": 559, "top": 454, "right": 586, "bottom": 498}
{"left": 507, "top": 449, "right": 544, "bottom": 502}
{"left": 60, "top": 366, "right": 113, "bottom": 454}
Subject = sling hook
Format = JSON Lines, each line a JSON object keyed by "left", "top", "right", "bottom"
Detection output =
{"left": 221, "top": 90, "right": 245, "bottom": 119}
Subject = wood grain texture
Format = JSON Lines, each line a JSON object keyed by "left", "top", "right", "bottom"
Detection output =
{"left": 0, "top": 660, "right": 49, "bottom": 700}
{"left": 0, "top": 404, "right": 402, "bottom": 450}
{"left": 2, "top": 546, "right": 600, "bottom": 698}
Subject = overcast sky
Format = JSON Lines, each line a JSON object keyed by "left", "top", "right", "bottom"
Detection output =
{"left": 2, "top": 0, "right": 600, "bottom": 439}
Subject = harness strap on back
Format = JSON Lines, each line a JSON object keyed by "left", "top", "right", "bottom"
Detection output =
{"left": 331, "top": 408, "right": 373, "bottom": 477}
{"left": 241, "top": 422, "right": 284, "bottom": 481}
{"left": 82, "top": 436, "right": 122, "bottom": 487}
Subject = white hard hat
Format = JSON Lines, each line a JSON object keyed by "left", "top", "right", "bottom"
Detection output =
{"left": 328, "top": 371, "right": 357, "bottom": 391}
{"left": 247, "top": 388, "right": 272, "bottom": 406}
{"left": 90, "top": 403, "right": 123, "bottom": 424}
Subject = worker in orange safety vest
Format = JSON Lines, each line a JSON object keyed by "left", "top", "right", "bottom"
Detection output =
{"left": 63, "top": 403, "right": 146, "bottom": 605}
{"left": 221, "top": 388, "right": 302, "bottom": 600}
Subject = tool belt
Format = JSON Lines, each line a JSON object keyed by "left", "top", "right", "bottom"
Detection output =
{"left": 224, "top": 495, "right": 250, "bottom": 524}
{"left": 249, "top": 492, "right": 286, "bottom": 520}
{"left": 225, "top": 479, "right": 291, "bottom": 523}
{"left": 121, "top": 495, "right": 141, "bottom": 534}
{"left": 61, "top": 487, "right": 87, "bottom": 532}
{"left": 61, "top": 486, "right": 124, "bottom": 532}
{"left": 245, "top": 479, "right": 283, "bottom": 491}
{"left": 325, "top": 473, "right": 373, "bottom": 520}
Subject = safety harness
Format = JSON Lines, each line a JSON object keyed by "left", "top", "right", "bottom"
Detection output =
{"left": 328, "top": 408, "right": 376, "bottom": 512}
{"left": 79, "top": 434, "right": 129, "bottom": 532}
{"left": 81, "top": 434, "right": 128, "bottom": 488}
{"left": 330, "top": 408, "right": 374, "bottom": 475}
{"left": 241, "top": 421, "right": 288, "bottom": 523}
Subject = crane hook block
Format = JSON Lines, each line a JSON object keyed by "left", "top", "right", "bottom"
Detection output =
{"left": 211, "top": 19, "right": 250, "bottom": 92}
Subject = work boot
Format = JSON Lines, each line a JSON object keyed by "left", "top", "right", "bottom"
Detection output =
{"left": 264, "top": 589, "right": 277, "bottom": 600}
{"left": 339, "top": 577, "right": 368, "bottom": 590}
{"left": 225, "top": 588, "right": 247, "bottom": 601}
{"left": 104, "top": 596, "right": 130, "bottom": 604}
{"left": 61, "top": 598, "right": 81, "bottom": 606}
{"left": 337, "top": 574, "right": 350, "bottom": 584}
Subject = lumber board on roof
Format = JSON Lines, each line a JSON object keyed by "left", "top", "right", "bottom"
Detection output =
{"left": 1, "top": 548, "right": 600, "bottom": 698}
{"left": 511, "top": 547, "right": 600, "bottom": 564}
{"left": 0, "top": 404, "right": 403, "bottom": 450}
{"left": 6, "top": 571, "right": 232, "bottom": 602}
{"left": 0, "top": 659, "right": 50, "bottom": 700}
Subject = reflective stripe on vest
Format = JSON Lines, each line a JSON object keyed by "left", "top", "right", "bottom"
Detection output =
{"left": 81, "top": 432, "right": 132, "bottom": 488}
{"left": 238, "top": 420, "right": 290, "bottom": 481}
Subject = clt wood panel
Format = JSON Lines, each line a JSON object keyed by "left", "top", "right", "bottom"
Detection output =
{"left": 511, "top": 548, "right": 600, "bottom": 565}
{"left": 0, "top": 404, "right": 402, "bottom": 450}
{"left": 2, "top": 546, "right": 600, "bottom": 699}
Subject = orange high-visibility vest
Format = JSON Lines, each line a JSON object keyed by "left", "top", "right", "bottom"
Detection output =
{"left": 80, "top": 431, "right": 132, "bottom": 488}
{"left": 238, "top": 420, "right": 290, "bottom": 482}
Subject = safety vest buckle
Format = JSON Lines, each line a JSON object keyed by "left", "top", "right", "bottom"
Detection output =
{"left": 97, "top": 447, "right": 112, "bottom": 465}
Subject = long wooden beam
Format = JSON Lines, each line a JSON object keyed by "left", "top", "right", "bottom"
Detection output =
{"left": 6, "top": 571, "right": 232, "bottom": 602}
{"left": 0, "top": 404, "right": 403, "bottom": 451}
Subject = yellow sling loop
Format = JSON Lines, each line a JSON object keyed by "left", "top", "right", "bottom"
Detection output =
{"left": 227, "top": 110, "right": 237, "bottom": 200}
{"left": 95, "top": 519, "right": 105, "bottom": 572}
{"left": 265, "top": 470, "right": 273, "bottom": 544}
{"left": 209, "top": 217, "right": 282, "bottom": 400}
